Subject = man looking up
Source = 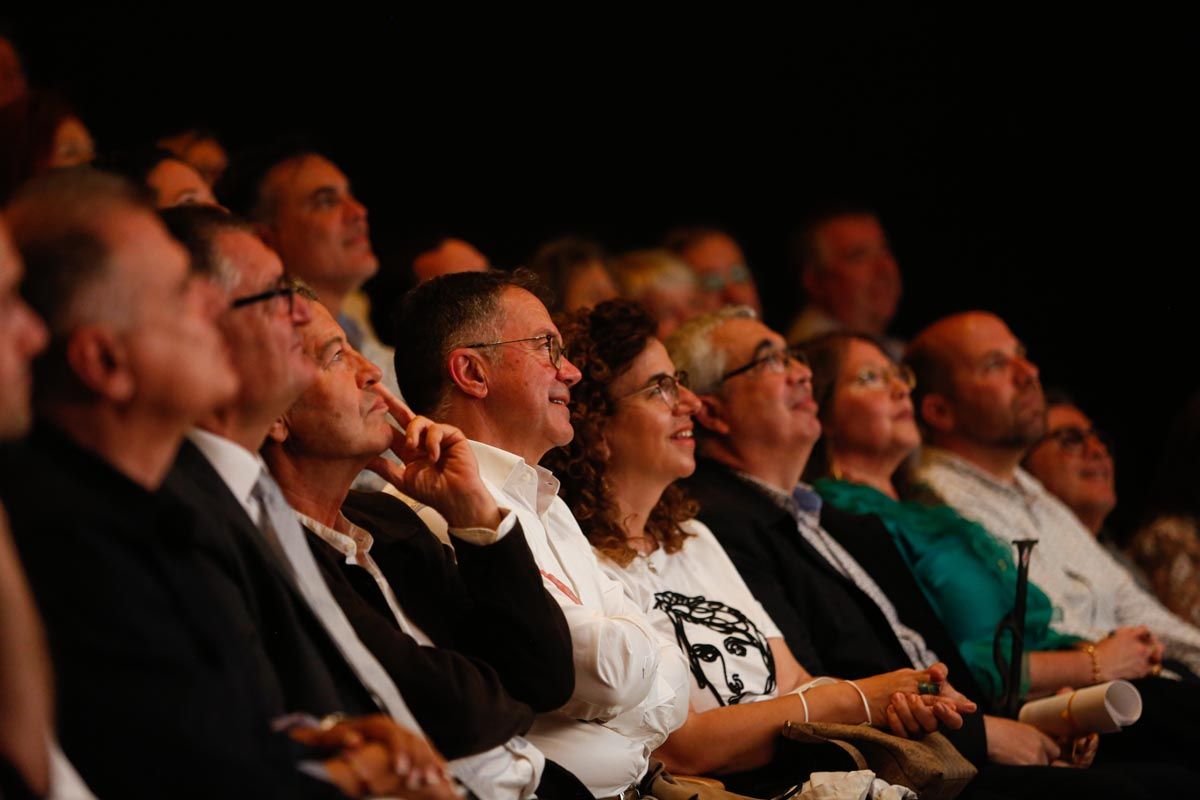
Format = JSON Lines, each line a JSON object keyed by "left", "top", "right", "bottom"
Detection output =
{"left": 392, "top": 271, "right": 696, "bottom": 800}
{"left": 1, "top": 170, "right": 360, "bottom": 797}
{"left": 229, "top": 147, "right": 401, "bottom": 401}
{"left": 664, "top": 226, "right": 762, "bottom": 314}
{"left": 787, "top": 209, "right": 903, "bottom": 358}
{"left": 906, "top": 312, "right": 1200, "bottom": 676}
{"left": 263, "top": 302, "right": 589, "bottom": 799}
{"left": 667, "top": 308, "right": 1179, "bottom": 797}
{"left": 158, "top": 205, "right": 466, "bottom": 799}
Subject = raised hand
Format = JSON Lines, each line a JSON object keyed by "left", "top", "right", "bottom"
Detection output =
{"left": 365, "top": 386, "right": 502, "bottom": 530}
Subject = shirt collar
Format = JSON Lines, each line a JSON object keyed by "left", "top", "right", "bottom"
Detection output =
{"left": 735, "top": 470, "right": 823, "bottom": 518}
{"left": 187, "top": 428, "right": 266, "bottom": 510}
{"left": 922, "top": 446, "right": 1043, "bottom": 497}
{"left": 469, "top": 440, "right": 561, "bottom": 516}
{"left": 297, "top": 511, "right": 375, "bottom": 561}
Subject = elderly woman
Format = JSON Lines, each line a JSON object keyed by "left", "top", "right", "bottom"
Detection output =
{"left": 543, "top": 300, "right": 971, "bottom": 796}
{"left": 798, "top": 331, "right": 1162, "bottom": 705}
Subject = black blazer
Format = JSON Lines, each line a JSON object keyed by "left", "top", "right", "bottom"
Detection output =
{"left": 2, "top": 427, "right": 340, "bottom": 799}
{"left": 682, "top": 458, "right": 987, "bottom": 765}
{"left": 341, "top": 490, "right": 575, "bottom": 712}
{"left": 165, "top": 440, "right": 377, "bottom": 717}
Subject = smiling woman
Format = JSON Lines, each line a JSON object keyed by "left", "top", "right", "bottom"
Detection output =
{"left": 545, "top": 301, "right": 970, "bottom": 795}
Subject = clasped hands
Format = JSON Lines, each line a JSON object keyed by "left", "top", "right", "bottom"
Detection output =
{"left": 857, "top": 662, "right": 977, "bottom": 739}
{"left": 289, "top": 714, "right": 461, "bottom": 800}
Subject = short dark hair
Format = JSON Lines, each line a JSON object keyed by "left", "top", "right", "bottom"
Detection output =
{"left": 6, "top": 168, "right": 149, "bottom": 397}
{"left": 392, "top": 268, "right": 543, "bottom": 417}
{"left": 7, "top": 168, "right": 148, "bottom": 337}
{"left": 159, "top": 204, "right": 250, "bottom": 288}
{"left": 527, "top": 236, "right": 606, "bottom": 312}
{"left": 789, "top": 203, "right": 880, "bottom": 277}
{"left": 662, "top": 225, "right": 728, "bottom": 255}
{"left": 217, "top": 138, "right": 319, "bottom": 223}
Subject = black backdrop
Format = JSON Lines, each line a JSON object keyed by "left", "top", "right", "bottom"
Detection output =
{"left": 5, "top": 9, "right": 1196, "bottom": 535}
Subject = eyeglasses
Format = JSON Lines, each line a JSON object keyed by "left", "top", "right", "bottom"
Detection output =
{"left": 617, "top": 371, "right": 691, "bottom": 411}
{"left": 697, "top": 264, "right": 753, "bottom": 292}
{"left": 461, "top": 333, "right": 564, "bottom": 369}
{"left": 720, "top": 345, "right": 809, "bottom": 383}
{"left": 849, "top": 364, "right": 916, "bottom": 391}
{"left": 1033, "top": 426, "right": 1114, "bottom": 456}
{"left": 231, "top": 275, "right": 296, "bottom": 316}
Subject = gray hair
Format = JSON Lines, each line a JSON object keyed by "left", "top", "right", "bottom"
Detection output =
{"left": 665, "top": 305, "right": 758, "bottom": 395}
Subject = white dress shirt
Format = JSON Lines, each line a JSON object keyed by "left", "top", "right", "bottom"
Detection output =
{"left": 188, "top": 430, "right": 540, "bottom": 800}
{"left": 917, "top": 447, "right": 1200, "bottom": 675}
{"left": 412, "top": 441, "right": 690, "bottom": 798}
{"left": 599, "top": 518, "right": 784, "bottom": 713}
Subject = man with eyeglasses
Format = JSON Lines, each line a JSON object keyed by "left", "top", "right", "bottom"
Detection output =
{"left": 670, "top": 308, "right": 1198, "bottom": 797}
{"left": 157, "top": 204, "right": 465, "bottom": 798}
{"left": 906, "top": 312, "right": 1200, "bottom": 758}
{"left": 392, "top": 271, "right": 704, "bottom": 800}
{"left": 664, "top": 226, "right": 762, "bottom": 315}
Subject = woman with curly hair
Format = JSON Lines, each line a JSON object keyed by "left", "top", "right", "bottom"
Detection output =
{"left": 544, "top": 299, "right": 973, "bottom": 795}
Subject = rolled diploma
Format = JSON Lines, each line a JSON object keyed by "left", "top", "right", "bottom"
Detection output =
{"left": 1018, "top": 680, "right": 1142, "bottom": 737}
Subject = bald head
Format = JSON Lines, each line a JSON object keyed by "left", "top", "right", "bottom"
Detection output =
{"left": 905, "top": 311, "right": 1044, "bottom": 465}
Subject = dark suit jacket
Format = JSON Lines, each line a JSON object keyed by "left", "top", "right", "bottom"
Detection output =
{"left": 165, "top": 440, "right": 377, "bottom": 717}
{"left": 341, "top": 490, "right": 574, "bottom": 712}
{"left": 682, "top": 458, "right": 987, "bottom": 765}
{"left": 1, "top": 426, "right": 340, "bottom": 799}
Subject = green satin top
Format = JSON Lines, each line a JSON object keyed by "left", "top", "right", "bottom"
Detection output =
{"left": 814, "top": 478, "right": 1083, "bottom": 701}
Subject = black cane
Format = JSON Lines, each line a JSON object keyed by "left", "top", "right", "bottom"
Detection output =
{"left": 993, "top": 538, "right": 1038, "bottom": 717}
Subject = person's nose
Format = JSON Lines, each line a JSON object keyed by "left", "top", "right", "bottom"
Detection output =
{"left": 343, "top": 193, "right": 368, "bottom": 223}
{"left": 355, "top": 349, "right": 383, "bottom": 389}
{"left": 558, "top": 355, "right": 582, "bottom": 387}
{"left": 676, "top": 385, "right": 702, "bottom": 417}
{"left": 1013, "top": 353, "right": 1039, "bottom": 386}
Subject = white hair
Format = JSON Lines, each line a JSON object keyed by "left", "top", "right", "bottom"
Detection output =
{"left": 665, "top": 305, "right": 758, "bottom": 395}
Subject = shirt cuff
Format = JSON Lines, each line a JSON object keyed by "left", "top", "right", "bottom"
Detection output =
{"left": 448, "top": 508, "right": 516, "bottom": 546}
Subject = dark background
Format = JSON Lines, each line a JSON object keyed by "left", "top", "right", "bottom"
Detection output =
{"left": 4, "top": 10, "right": 1195, "bottom": 535}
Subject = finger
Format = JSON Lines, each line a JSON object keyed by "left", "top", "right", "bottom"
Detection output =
{"left": 905, "top": 694, "right": 939, "bottom": 732}
{"left": 406, "top": 417, "right": 433, "bottom": 455}
{"left": 885, "top": 705, "right": 909, "bottom": 738}
{"left": 930, "top": 701, "right": 964, "bottom": 730}
{"left": 375, "top": 385, "right": 417, "bottom": 427}
{"left": 426, "top": 425, "right": 445, "bottom": 463}
{"left": 891, "top": 692, "right": 921, "bottom": 734}
{"left": 1037, "top": 730, "right": 1062, "bottom": 762}
{"left": 366, "top": 457, "right": 407, "bottom": 487}
{"left": 924, "top": 662, "right": 949, "bottom": 683}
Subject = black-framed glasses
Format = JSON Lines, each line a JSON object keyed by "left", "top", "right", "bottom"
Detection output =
{"left": 720, "top": 345, "right": 808, "bottom": 383}
{"left": 1033, "top": 426, "right": 1114, "bottom": 456}
{"left": 231, "top": 275, "right": 296, "bottom": 316}
{"left": 849, "top": 364, "right": 916, "bottom": 392}
{"left": 461, "top": 333, "right": 564, "bottom": 369}
{"left": 617, "top": 371, "right": 690, "bottom": 411}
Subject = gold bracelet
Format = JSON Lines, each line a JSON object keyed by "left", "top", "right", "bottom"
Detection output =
{"left": 1080, "top": 643, "right": 1101, "bottom": 684}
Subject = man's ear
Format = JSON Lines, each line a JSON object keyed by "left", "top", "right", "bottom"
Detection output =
{"left": 266, "top": 415, "right": 290, "bottom": 444}
{"left": 694, "top": 394, "right": 732, "bottom": 437}
{"left": 447, "top": 349, "right": 489, "bottom": 400}
{"left": 65, "top": 326, "right": 135, "bottom": 403}
{"left": 920, "top": 392, "right": 955, "bottom": 434}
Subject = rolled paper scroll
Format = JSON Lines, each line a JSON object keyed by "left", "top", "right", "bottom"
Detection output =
{"left": 1017, "top": 680, "right": 1142, "bottom": 737}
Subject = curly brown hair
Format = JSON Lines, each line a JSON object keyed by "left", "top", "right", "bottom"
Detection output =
{"left": 543, "top": 299, "right": 697, "bottom": 567}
